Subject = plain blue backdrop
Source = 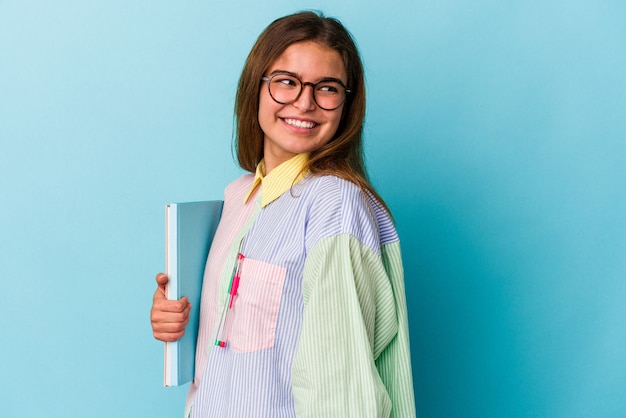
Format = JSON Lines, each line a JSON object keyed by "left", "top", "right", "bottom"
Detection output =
{"left": 1, "top": 1, "right": 624, "bottom": 417}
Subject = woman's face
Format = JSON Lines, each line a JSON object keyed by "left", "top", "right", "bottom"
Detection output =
{"left": 258, "top": 41, "right": 347, "bottom": 173}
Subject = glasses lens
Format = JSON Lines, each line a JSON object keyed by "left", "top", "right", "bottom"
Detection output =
{"left": 269, "top": 75, "right": 301, "bottom": 104}
{"left": 268, "top": 74, "right": 346, "bottom": 110}
{"left": 314, "top": 81, "right": 345, "bottom": 110}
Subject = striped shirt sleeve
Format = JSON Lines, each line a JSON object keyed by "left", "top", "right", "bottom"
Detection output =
{"left": 377, "top": 241, "right": 416, "bottom": 417}
{"left": 291, "top": 233, "right": 416, "bottom": 418}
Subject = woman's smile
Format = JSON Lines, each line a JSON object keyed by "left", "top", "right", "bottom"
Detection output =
{"left": 282, "top": 117, "right": 319, "bottom": 130}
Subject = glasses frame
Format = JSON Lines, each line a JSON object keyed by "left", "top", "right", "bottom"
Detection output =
{"left": 261, "top": 73, "right": 352, "bottom": 111}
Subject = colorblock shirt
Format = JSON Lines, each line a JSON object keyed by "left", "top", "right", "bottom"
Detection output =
{"left": 185, "top": 154, "right": 416, "bottom": 417}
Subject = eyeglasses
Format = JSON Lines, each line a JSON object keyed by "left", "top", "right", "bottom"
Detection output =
{"left": 261, "top": 72, "right": 351, "bottom": 111}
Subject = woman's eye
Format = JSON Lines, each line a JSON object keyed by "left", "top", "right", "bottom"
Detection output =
{"left": 317, "top": 84, "right": 340, "bottom": 94}
{"left": 274, "top": 77, "right": 298, "bottom": 87}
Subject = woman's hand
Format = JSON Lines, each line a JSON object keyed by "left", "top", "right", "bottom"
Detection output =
{"left": 150, "top": 273, "right": 192, "bottom": 342}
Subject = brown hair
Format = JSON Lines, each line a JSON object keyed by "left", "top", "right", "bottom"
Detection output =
{"left": 235, "top": 11, "right": 388, "bottom": 211}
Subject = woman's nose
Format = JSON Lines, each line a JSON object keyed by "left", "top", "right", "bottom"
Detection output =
{"left": 292, "top": 83, "right": 317, "bottom": 111}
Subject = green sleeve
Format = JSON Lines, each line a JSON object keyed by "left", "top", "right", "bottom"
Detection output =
{"left": 291, "top": 234, "right": 416, "bottom": 418}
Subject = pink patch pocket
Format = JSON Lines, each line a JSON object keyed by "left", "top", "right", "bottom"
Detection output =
{"left": 227, "top": 257, "right": 286, "bottom": 353}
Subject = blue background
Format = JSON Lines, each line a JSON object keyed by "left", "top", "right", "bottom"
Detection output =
{"left": 1, "top": 1, "right": 624, "bottom": 417}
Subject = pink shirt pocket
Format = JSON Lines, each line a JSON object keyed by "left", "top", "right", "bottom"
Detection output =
{"left": 227, "top": 257, "right": 286, "bottom": 353}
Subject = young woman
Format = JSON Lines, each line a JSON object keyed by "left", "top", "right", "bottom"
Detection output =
{"left": 151, "top": 11, "right": 416, "bottom": 418}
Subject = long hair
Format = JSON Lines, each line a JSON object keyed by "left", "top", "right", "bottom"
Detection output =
{"left": 235, "top": 11, "right": 389, "bottom": 212}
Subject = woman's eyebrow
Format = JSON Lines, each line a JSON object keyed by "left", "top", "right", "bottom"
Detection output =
{"left": 268, "top": 69, "right": 300, "bottom": 78}
{"left": 268, "top": 70, "right": 346, "bottom": 85}
{"left": 316, "top": 77, "right": 346, "bottom": 85}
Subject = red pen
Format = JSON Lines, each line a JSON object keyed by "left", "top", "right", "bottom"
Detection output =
{"left": 229, "top": 253, "right": 245, "bottom": 308}
{"left": 215, "top": 253, "right": 245, "bottom": 347}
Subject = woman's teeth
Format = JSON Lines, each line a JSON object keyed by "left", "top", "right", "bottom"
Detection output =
{"left": 284, "top": 118, "right": 317, "bottom": 129}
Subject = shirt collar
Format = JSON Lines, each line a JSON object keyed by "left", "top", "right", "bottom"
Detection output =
{"left": 244, "top": 153, "right": 310, "bottom": 208}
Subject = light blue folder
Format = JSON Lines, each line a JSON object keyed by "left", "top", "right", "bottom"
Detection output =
{"left": 164, "top": 200, "right": 223, "bottom": 387}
